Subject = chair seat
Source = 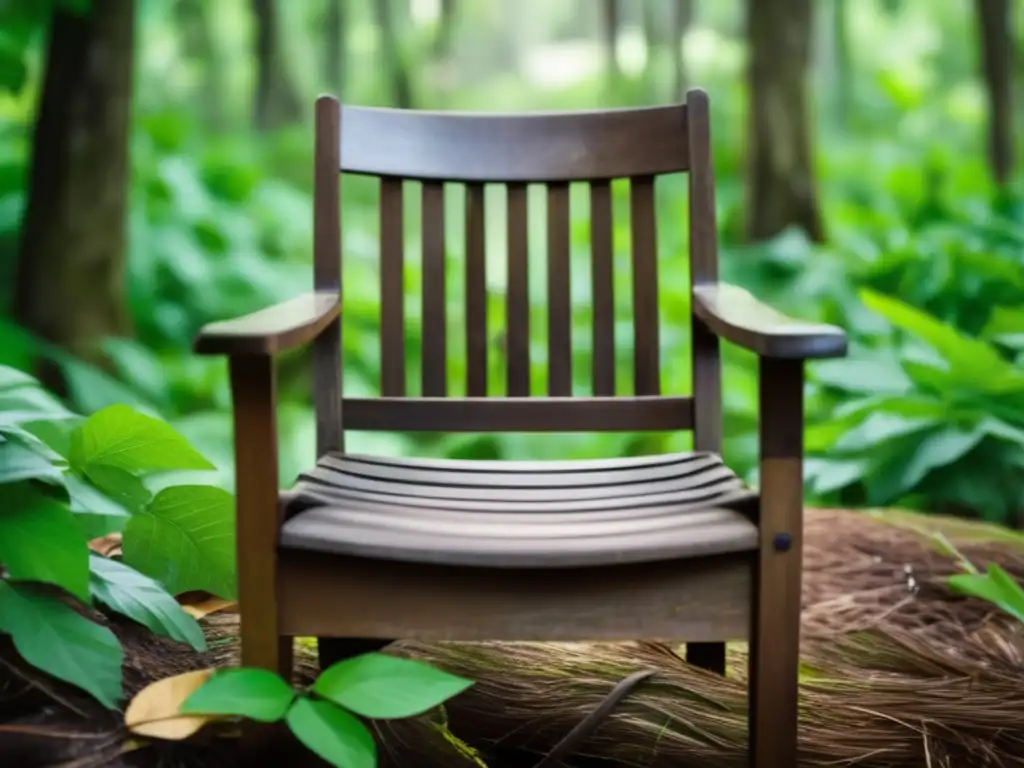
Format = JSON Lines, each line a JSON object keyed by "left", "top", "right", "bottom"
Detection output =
{"left": 280, "top": 451, "right": 759, "bottom": 569}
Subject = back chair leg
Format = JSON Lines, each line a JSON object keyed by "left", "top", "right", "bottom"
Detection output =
{"left": 318, "top": 637, "right": 396, "bottom": 670}
{"left": 748, "top": 357, "right": 804, "bottom": 767}
{"left": 686, "top": 642, "right": 727, "bottom": 674}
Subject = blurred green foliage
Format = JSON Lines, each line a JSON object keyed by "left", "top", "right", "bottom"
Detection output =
{"left": 0, "top": 0, "right": 1022, "bottom": 527}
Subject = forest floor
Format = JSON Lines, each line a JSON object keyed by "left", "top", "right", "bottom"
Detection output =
{"left": 3, "top": 507, "right": 1024, "bottom": 768}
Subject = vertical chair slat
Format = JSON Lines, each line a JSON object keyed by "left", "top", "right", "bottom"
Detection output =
{"left": 313, "top": 96, "right": 343, "bottom": 454}
{"left": 546, "top": 182, "right": 572, "bottom": 396}
{"left": 506, "top": 183, "right": 530, "bottom": 396}
{"left": 630, "top": 175, "right": 660, "bottom": 395}
{"left": 589, "top": 180, "right": 615, "bottom": 396}
{"left": 465, "top": 183, "right": 488, "bottom": 397}
{"left": 380, "top": 178, "right": 406, "bottom": 396}
{"left": 421, "top": 181, "right": 447, "bottom": 396}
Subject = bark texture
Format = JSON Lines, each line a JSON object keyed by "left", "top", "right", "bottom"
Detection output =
{"left": 745, "top": 0, "right": 824, "bottom": 243}
{"left": 974, "top": 0, "right": 1014, "bottom": 186}
{"left": 252, "top": 0, "right": 302, "bottom": 130}
{"left": 13, "top": 0, "right": 135, "bottom": 392}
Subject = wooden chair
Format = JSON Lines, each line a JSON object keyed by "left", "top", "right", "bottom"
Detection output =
{"left": 194, "top": 89, "right": 847, "bottom": 766}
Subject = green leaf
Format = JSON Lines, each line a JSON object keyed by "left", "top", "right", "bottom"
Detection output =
{"left": 122, "top": 485, "right": 236, "bottom": 598}
{"left": 285, "top": 697, "right": 376, "bottom": 768}
{"left": 832, "top": 412, "right": 935, "bottom": 453}
{"left": 89, "top": 554, "right": 206, "bottom": 651}
{"left": 64, "top": 472, "right": 132, "bottom": 518}
{"left": 71, "top": 404, "right": 215, "bottom": 474}
{"left": 0, "top": 365, "right": 39, "bottom": 390}
{"left": 0, "top": 483, "right": 90, "bottom": 600}
{"left": 898, "top": 426, "right": 985, "bottom": 491}
{"left": 0, "top": 581, "right": 123, "bottom": 708}
{"left": 314, "top": 653, "right": 473, "bottom": 719}
{"left": 861, "top": 289, "right": 1024, "bottom": 394}
{"left": 81, "top": 464, "right": 152, "bottom": 513}
{"left": 949, "top": 567, "right": 1024, "bottom": 624}
{"left": 0, "top": 440, "right": 62, "bottom": 485}
{"left": 181, "top": 668, "right": 294, "bottom": 721}
{"left": 985, "top": 564, "right": 1024, "bottom": 623}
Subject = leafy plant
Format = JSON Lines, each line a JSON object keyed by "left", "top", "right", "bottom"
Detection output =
{"left": 938, "top": 533, "right": 1024, "bottom": 625}
{"left": 0, "top": 365, "right": 235, "bottom": 707}
{"left": 805, "top": 289, "right": 1024, "bottom": 526}
{"left": 126, "top": 652, "right": 474, "bottom": 768}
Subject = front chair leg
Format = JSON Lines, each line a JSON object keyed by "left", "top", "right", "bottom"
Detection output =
{"left": 229, "top": 354, "right": 290, "bottom": 679}
{"left": 748, "top": 357, "right": 804, "bottom": 768}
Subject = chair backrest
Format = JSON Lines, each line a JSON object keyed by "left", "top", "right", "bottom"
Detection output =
{"left": 311, "top": 89, "right": 722, "bottom": 455}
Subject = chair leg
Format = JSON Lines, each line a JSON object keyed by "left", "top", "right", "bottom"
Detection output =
{"left": 686, "top": 642, "right": 726, "bottom": 674}
{"left": 748, "top": 357, "right": 804, "bottom": 767}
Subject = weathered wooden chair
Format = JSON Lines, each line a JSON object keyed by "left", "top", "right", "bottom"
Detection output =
{"left": 195, "top": 89, "right": 846, "bottom": 766}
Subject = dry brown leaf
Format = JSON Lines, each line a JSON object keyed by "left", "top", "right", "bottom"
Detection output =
{"left": 124, "top": 669, "right": 217, "bottom": 740}
{"left": 179, "top": 596, "right": 238, "bottom": 620}
{"left": 88, "top": 533, "right": 122, "bottom": 558}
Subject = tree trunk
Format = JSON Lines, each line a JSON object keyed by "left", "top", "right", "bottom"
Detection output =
{"left": 175, "top": 0, "right": 226, "bottom": 130}
{"left": 13, "top": 0, "right": 134, "bottom": 394}
{"left": 745, "top": 0, "right": 824, "bottom": 243}
{"left": 974, "top": 0, "right": 1014, "bottom": 186}
{"left": 600, "top": 0, "right": 621, "bottom": 82}
{"left": 322, "top": 0, "right": 344, "bottom": 95}
{"left": 375, "top": 0, "right": 414, "bottom": 108}
{"left": 671, "top": 0, "right": 695, "bottom": 99}
{"left": 433, "top": 0, "right": 456, "bottom": 62}
{"left": 252, "top": 0, "right": 302, "bottom": 131}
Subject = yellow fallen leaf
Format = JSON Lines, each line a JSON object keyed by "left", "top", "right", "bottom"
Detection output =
{"left": 124, "top": 669, "right": 217, "bottom": 740}
{"left": 180, "top": 596, "right": 238, "bottom": 620}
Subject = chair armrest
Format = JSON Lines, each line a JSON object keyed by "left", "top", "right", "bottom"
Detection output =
{"left": 692, "top": 283, "right": 847, "bottom": 359}
{"left": 193, "top": 291, "right": 341, "bottom": 356}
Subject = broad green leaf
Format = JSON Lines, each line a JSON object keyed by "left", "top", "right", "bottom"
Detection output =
{"left": 81, "top": 464, "right": 152, "bottom": 513}
{"left": 314, "top": 653, "right": 473, "bottom": 719}
{"left": 811, "top": 357, "right": 911, "bottom": 395}
{"left": 122, "top": 485, "right": 236, "bottom": 598}
{"left": 71, "top": 404, "right": 215, "bottom": 474}
{"left": 832, "top": 413, "right": 935, "bottom": 453}
{"left": 63, "top": 472, "right": 132, "bottom": 518}
{"left": 985, "top": 564, "right": 1024, "bottom": 623}
{"left": 0, "top": 581, "right": 123, "bottom": 708}
{"left": 861, "top": 289, "right": 1024, "bottom": 393}
{"left": 181, "top": 668, "right": 294, "bottom": 721}
{"left": 0, "top": 440, "right": 62, "bottom": 485}
{"left": 897, "top": 426, "right": 985, "bottom": 492}
{"left": 0, "top": 385, "right": 73, "bottom": 418}
{"left": 0, "top": 483, "right": 89, "bottom": 600}
{"left": 285, "top": 697, "right": 376, "bottom": 768}
{"left": 804, "top": 458, "right": 867, "bottom": 496}
{"left": 948, "top": 569, "right": 1024, "bottom": 624}
{"left": 0, "top": 365, "right": 39, "bottom": 390}
{"left": 89, "top": 555, "right": 206, "bottom": 651}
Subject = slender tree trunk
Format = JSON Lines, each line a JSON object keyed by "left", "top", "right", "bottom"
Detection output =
{"left": 375, "top": 0, "right": 414, "bottom": 108}
{"left": 175, "top": 0, "right": 226, "bottom": 130}
{"left": 322, "top": 0, "right": 344, "bottom": 95}
{"left": 433, "top": 0, "right": 456, "bottom": 62}
{"left": 745, "top": 0, "right": 824, "bottom": 243}
{"left": 600, "top": 0, "right": 621, "bottom": 82}
{"left": 13, "top": 0, "right": 134, "bottom": 394}
{"left": 975, "top": 0, "right": 1014, "bottom": 186}
{"left": 671, "top": 0, "right": 695, "bottom": 99}
{"left": 252, "top": 0, "right": 302, "bottom": 130}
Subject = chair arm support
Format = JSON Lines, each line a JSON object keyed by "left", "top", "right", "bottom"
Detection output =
{"left": 193, "top": 290, "right": 341, "bottom": 356}
{"left": 692, "top": 283, "right": 847, "bottom": 359}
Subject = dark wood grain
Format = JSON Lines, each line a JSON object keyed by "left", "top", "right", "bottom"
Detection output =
{"left": 749, "top": 357, "right": 805, "bottom": 767}
{"left": 380, "top": 177, "right": 406, "bottom": 396}
{"left": 421, "top": 181, "right": 447, "bottom": 396}
{"left": 229, "top": 355, "right": 289, "bottom": 674}
{"left": 546, "top": 182, "right": 571, "bottom": 396}
{"left": 692, "top": 283, "right": 848, "bottom": 359}
{"left": 194, "top": 291, "right": 340, "bottom": 355}
{"left": 465, "top": 182, "right": 487, "bottom": 396}
{"left": 589, "top": 180, "right": 615, "bottom": 396}
{"left": 342, "top": 395, "right": 694, "bottom": 432}
{"left": 313, "top": 95, "right": 344, "bottom": 455}
{"left": 337, "top": 104, "right": 690, "bottom": 182}
{"left": 630, "top": 176, "right": 660, "bottom": 395}
{"left": 506, "top": 182, "right": 530, "bottom": 396}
